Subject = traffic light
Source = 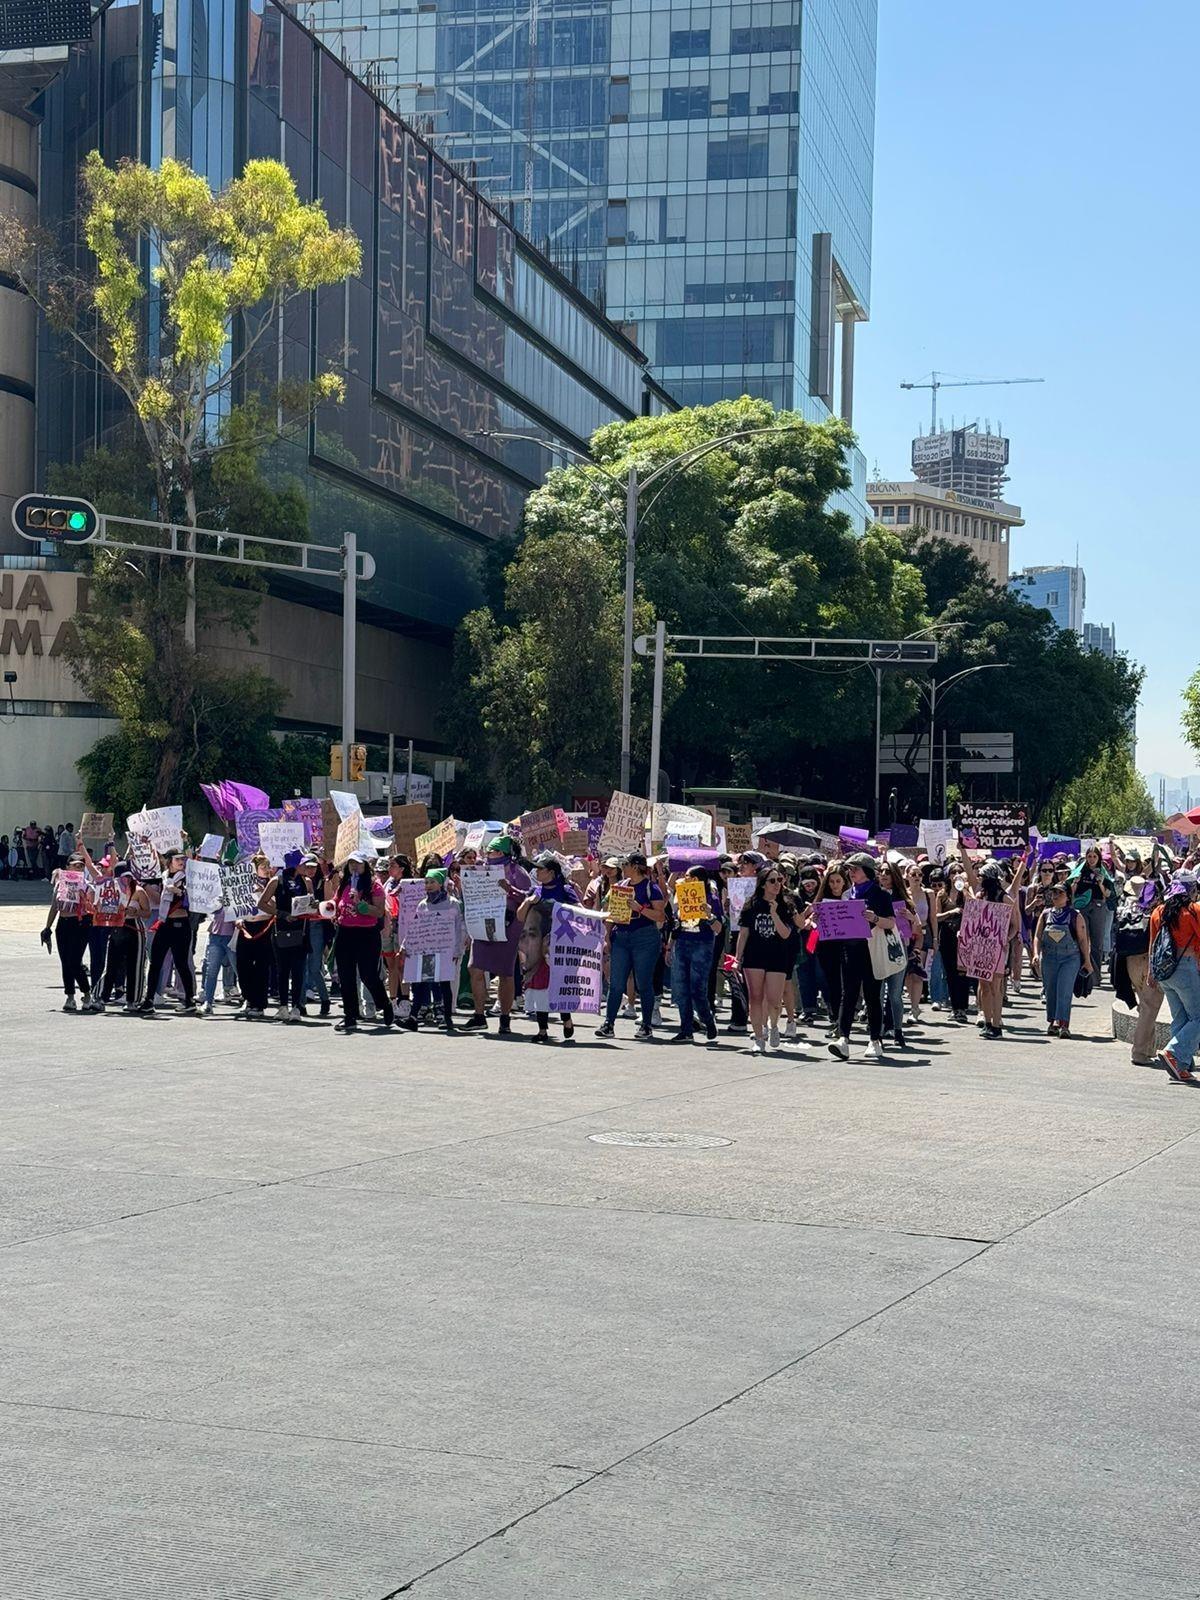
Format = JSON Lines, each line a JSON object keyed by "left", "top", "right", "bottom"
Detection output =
{"left": 12, "top": 493, "right": 99, "bottom": 545}
{"left": 329, "top": 742, "right": 343, "bottom": 780}
{"left": 349, "top": 743, "right": 367, "bottom": 781}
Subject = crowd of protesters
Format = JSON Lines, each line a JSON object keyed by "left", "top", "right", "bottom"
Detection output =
{"left": 26, "top": 814, "right": 1196, "bottom": 1082}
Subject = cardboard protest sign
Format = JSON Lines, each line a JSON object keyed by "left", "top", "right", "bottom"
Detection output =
{"left": 79, "top": 812, "right": 113, "bottom": 845}
{"left": 258, "top": 820, "right": 305, "bottom": 868}
{"left": 394, "top": 878, "right": 426, "bottom": 942}
{"left": 198, "top": 833, "right": 224, "bottom": 861}
{"left": 607, "top": 885, "right": 634, "bottom": 924}
{"left": 814, "top": 899, "right": 870, "bottom": 940}
{"left": 957, "top": 802, "right": 1029, "bottom": 851}
{"left": 918, "top": 819, "right": 954, "bottom": 864}
{"left": 957, "top": 897, "right": 1012, "bottom": 979}
{"left": 128, "top": 836, "right": 158, "bottom": 880}
{"left": 413, "top": 816, "right": 456, "bottom": 862}
{"left": 333, "top": 811, "right": 361, "bottom": 868}
{"left": 675, "top": 877, "right": 709, "bottom": 922}
{"left": 651, "top": 802, "right": 711, "bottom": 846}
{"left": 597, "top": 790, "right": 648, "bottom": 856}
{"left": 459, "top": 866, "right": 510, "bottom": 943}
{"left": 320, "top": 799, "right": 341, "bottom": 857}
{"left": 138, "top": 805, "right": 183, "bottom": 854}
{"left": 391, "top": 803, "right": 430, "bottom": 862}
{"left": 520, "top": 806, "right": 562, "bottom": 854}
{"left": 184, "top": 857, "right": 223, "bottom": 914}
{"left": 750, "top": 814, "right": 772, "bottom": 844}
{"left": 402, "top": 904, "right": 461, "bottom": 983}
{"left": 560, "top": 829, "right": 589, "bottom": 857}
{"left": 220, "top": 861, "right": 261, "bottom": 920}
{"left": 547, "top": 902, "right": 605, "bottom": 1015}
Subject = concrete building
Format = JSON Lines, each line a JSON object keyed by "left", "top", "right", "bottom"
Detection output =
{"left": 1008, "top": 565, "right": 1086, "bottom": 634}
{"left": 284, "top": 0, "right": 880, "bottom": 520}
{"left": 865, "top": 479, "right": 1022, "bottom": 584}
{"left": 1082, "top": 620, "right": 1116, "bottom": 659}
{"left": 911, "top": 425, "right": 1009, "bottom": 500}
{"left": 0, "top": 0, "right": 668, "bottom": 820}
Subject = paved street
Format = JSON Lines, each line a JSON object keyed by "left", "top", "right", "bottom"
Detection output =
{"left": 2, "top": 889, "right": 1198, "bottom": 1598}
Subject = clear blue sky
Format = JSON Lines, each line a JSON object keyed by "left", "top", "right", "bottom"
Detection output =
{"left": 853, "top": 1, "right": 1200, "bottom": 779}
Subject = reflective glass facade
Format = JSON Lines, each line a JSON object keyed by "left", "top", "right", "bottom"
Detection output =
{"left": 315, "top": 0, "right": 877, "bottom": 514}
{"left": 35, "top": 0, "right": 655, "bottom": 632}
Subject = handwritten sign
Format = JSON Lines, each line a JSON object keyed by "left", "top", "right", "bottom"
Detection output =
{"left": 198, "top": 832, "right": 224, "bottom": 861}
{"left": 185, "top": 857, "right": 223, "bottom": 914}
{"left": 652, "top": 802, "right": 711, "bottom": 846}
{"left": 221, "top": 861, "right": 261, "bottom": 920}
{"left": 402, "top": 903, "right": 461, "bottom": 984}
{"left": 957, "top": 802, "right": 1029, "bottom": 851}
{"left": 391, "top": 803, "right": 430, "bottom": 863}
{"left": 548, "top": 902, "right": 605, "bottom": 1014}
{"left": 727, "top": 877, "right": 754, "bottom": 923}
{"left": 607, "top": 885, "right": 634, "bottom": 924}
{"left": 79, "top": 811, "right": 113, "bottom": 845}
{"left": 597, "top": 789, "right": 647, "bottom": 856}
{"left": 394, "top": 878, "right": 426, "bottom": 941}
{"left": 520, "top": 806, "right": 562, "bottom": 854}
{"left": 958, "top": 897, "right": 1012, "bottom": 979}
{"left": 281, "top": 796, "right": 324, "bottom": 847}
{"left": 724, "top": 823, "right": 752, "bottom": 855}
{"left": 460, "top": 866, "right": 511, "bottom": 943}
{"left": 139, "top": 805, "right": 183, "bottom": 854}
{"left": 258, "top": 820, "right": 305, "bottom": 868}
{"left": 414, "top": 816, "right": 457, "bottom": 863}
{"left": 128, "top": 835, "right": 158, "bottom": 880}
{"left": 333, "top": 812, "right": 361, "bottom": 869}
{"left": 675, "top": 877, "right": 709, "bottom": 922}
{"left": 560, "top": 829, "right": 590, "bottom": 857}
{"left": 919, "top": 818, "right": 954, "bottom": 864}
{"left": 235, "top": 807, "right": 284, "bottom": 857}
{"left": 814, "top": 899, "right": 870, "bottom": 940}
{"left": 55, "top": 869, "right": 85, "bottom": 909}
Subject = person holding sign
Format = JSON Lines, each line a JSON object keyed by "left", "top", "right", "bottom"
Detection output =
{"left": 828, "top": 854, "right": 894, "bottom": 1062}
{"left": 233, "top": 854, "right": 278, "bottom": 1020}
{"left": 257, "top": 850, "right": 313, "bottom": 1022}
{"left": 333, "top": 852, "right": 395, "bottom": 1034}
{"left": 516, "top": 853, "right": 581, "bottom": 1042}
{"left": 808, "top": 861, "right": 849, "bottom": 1034}
{"left": 668, "top": 866, "right": 723, "bottom": 1046}
{"left": 465, "top": 836, "right": 532, "bottom": 1036}
{"left": 731, "top": 866, "right": 806, "bottom": 1054}
{"left": 596, "top": 852, "right": 666, "bottom": 1040}
{"left": 96, "top": 866, "right": 152, "bottom": 1012}
{"left": 398, "top": 866, "right": 466, "bottom": 1032}
{"left": 138, "top": 851, "right": 198, "bottom": 1016}
{"left": 40, "top": 852, "right": 93, "bottom": 1011}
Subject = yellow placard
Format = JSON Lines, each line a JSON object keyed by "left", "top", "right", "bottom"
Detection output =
{"left": 607, "top": 885, "right": 634, "bottom": 924}
{"left": 675, "top": 878, "right": 708, "bottom": 921}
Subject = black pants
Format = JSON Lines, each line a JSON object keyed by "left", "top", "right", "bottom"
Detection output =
{"left": 335, "top": 925, "right": 393, "bottom": 1026}
{"left": 939, "top": 924, "right": 973, "bottom": 1013}
{"left": 838, "top": 942, "right": 882, "bottom": 1041}
{"left": 143, "top": 918, "right": 194, "bottom": 1007}
{"left": 236, "top": 932, "right": 273, "bottom": 1011}
{"left": 102, "top": 924, "right": 146, "bottom": 1005}
{"left": 817, "top": 940, "right": 844, "bottom": 1025}
{"left": 86, "top": 925, "right": 110, "bottom": 989}
{"left": 55, "top": 918, "right": 91, "bottom": 998}
{"left": 411, "top": 980, "right": 453, "bottom": 1023}
{"left": 274, "top": 938, "right": 308, "bottom": 1008}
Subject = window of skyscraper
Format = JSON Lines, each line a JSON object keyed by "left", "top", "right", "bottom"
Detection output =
{"left": 896, "top": 506, "right": 911, "bottom": 524}
{"left": 607, "top": 199, "right": 627, "bottom": 244}
{"left": 730, "top": 25, "right": 802, "bottom": 54}
{"left": 670, "top": 28, "right": 711, "bottom": 57}
{"left": 706, "top": 133, "right": 769, "bottom": 179}
{"left": 663, "top": 85, "right": 710, "bottom": 120}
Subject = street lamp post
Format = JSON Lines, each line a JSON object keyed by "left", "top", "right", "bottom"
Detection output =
{"left": 477, "top": 424, "right": 808, "bottom": 792}
{"left": 919, "top": 662, "right": 1012, "bottom": 812}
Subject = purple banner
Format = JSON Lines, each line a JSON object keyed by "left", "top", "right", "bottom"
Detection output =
{"left": 666, "top": 845, "right": 721, "bottom": 873}
{"left": 889, "top": 824, "right": 920, "bottom": 848}
{"left": 839, "top": 826, "right": 869, "bottom": 851}
{"left": 1038, "top": 838, "right": 1080, "bottom": 860}
{"left": 235, "top": 807, "right": 284, "bottom": 857}
{"left": 814, "top": 899, "right": 870, "bottom": 940}
{"left": 892, "top": 900, "right": 912, "bottom": 945}
{"left": 547, "top": 903, "right": 605, "bottom": 1015}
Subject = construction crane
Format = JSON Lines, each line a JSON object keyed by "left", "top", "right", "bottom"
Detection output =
{"left": 901, "top": 371, "right": 1044, "bottom": 435}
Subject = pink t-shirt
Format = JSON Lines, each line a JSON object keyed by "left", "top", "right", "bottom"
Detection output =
{"left": 336, "top": 880, "right": 383, "bottom": 927}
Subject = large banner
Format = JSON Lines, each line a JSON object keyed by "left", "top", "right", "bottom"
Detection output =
{"left": 958, "top": 897, "right": 1013, "bottom": 979}
{"left": 957, "top": 802, "right": 1030, "bottom": 851}
{"left": 547, "top": 902, "right": 605, "bottom": 1014}
{"left": 460, "top": 866, "right": 510, "bottom": 942}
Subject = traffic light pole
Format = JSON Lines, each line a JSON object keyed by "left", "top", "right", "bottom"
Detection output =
{"left": 12, "top": 497, "right": 375, "bottom": 783}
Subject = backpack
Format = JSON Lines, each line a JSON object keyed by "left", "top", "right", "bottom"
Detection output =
{"left": 1114, "top": 904, "right": 1150, "bottom": 957}
{"left": 1150, "top": 920, "right": 1181, "bottom": 984}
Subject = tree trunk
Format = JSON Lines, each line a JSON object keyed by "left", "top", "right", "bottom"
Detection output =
{"left": 182, "top": 466, "right": 198, "bottom": 652}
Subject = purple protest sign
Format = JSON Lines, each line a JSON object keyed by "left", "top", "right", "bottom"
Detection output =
{"left": 815, "top": 899, "right": 870, "bottom": 940}
{"left": 547, "top": 902, "right": 605, "bottom": 1014}
{"left": 958, "top": 898, "right": 1012, "bottom": 980}
{"left": 666, "top": 845, "right": 721, "bottom": 873}
{"left": 281, "top": 796, "right": 323, "bottom": 846}
{"left": 889, "top": 824, "right": 920, "bottom": 848}
{"left": 892, "top": 901, "right": 912, "bottom": 946}
{"left": 584, "top": 814, "right": 606, "bottom": 855}
{"left": 1038, "top": 838, "right": 1079, "bottom": 860}
{"left": 839, "top": 826, "right": 869, "bottom": 851}
{"left": 875, "top": 831, "right": 890, "bottom": 850}
{"left": 235, "top": 807, "right": 284, "bottom": 857}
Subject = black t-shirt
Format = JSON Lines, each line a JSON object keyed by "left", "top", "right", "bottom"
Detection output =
{"left": 739, "top": 898, "right": 797, "bottom": 969}
{"left": 857, "top": 882, "right": 894, "bottom": 921}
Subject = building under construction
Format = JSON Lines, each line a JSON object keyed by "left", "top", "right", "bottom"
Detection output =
{"left": 910, "top": 425, "right": 1010, "bottom": 499}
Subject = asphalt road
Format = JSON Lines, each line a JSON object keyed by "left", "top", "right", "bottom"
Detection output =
{"left": 1, "top": 888, "right": 1197, "bottom": 1599}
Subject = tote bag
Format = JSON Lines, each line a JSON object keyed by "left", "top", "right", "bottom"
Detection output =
{"left": 869, "top": 924, "right": 906, "bottom": 980}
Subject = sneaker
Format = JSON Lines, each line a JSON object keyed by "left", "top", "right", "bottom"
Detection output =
{"left": 498, "top": 1015, "right": 512, "bottom": 1035}
{"left": 287, "top": 1006, "right": 303, "bottom": 1023}
{"left": 983, "top": 1025, "right": 1003, "bottom": 1040}
{"left": 62, "top": 997, "right": 77, "bottom": 1013}
{"left": 634, "top": 1025, "right": 653, "bottom": 1041}
{"left": 726, "top": 1024, "right": 749, "bottom": 1036}
{"left": 562, "top": 1020, "right": 575, "bottom": 1043}
{"left": 705, "top": 1027, "right": 719, "bottom": 1049}
{"left": 180, "top": 1001, "right": 199, "bottom": 1016}
{"left": 1160, "top": 1049, "right": 1196, "bottom": 1084}
{"left": 319, "top": 1000, "right": 332, "bottom": 1018}
{"left": 668, "top": 1029, "right": 693, "bottom": 1044}
{"left": 862, "top": 1039, "right": 884, "bottom": 1061}
{"left": 652, "top": 1004, "right": 664, "bottom": 1028}
{"left": 784, "top": 1019, "right": 798, "bottom": 1041}
{"left": 621, "top": 1002, "right": 637, "bottom": 1020}
{"left": 768, "top": 1024, "right": 780, "bottom": 1050}
{"left": 233, "top": 1004, "right": 252, "bottom": 1020}
{"left": 1057, "top": 1024, "right": 1071, "bottom": 1039}
{"left": 748, "top": 1035, "right": 763, "bottom": 1055}
{"left": 201, "top": 1001, "right": 215, "bottom": 1016}
{"left": 443, "top": 1019, "right": 456, "bottom": 1033}
{"left": 91, "top": 998, "right": 106, "bottom": 1014}
{"left": 595, "top": 1021, "right": 615, "bottom": 1038}
{"left": 463, "top": 1014, "right": 487, "bottom": 1030}
{"left": 248, "top": 1008, "right": 266, "bottom": 1020}
{"left": 1047, "top": 1022, "right": 1060, "bottom": 1036}
{"left": 396, "top": 999, "right": 411, "bottom": 1020}
{"left": 334, "top": 1020, "right": 358, "bottom": 1034}
{"left": 952, "top": 1010, "right": 970, "bottom": 1024}
{"left": 223, "top": 990, "right": 241, "bottom": 1006}
{"left": 828, "top": 1037, "right": 850, "bottom": 1060}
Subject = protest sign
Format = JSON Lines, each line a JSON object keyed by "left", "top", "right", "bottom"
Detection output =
{"left": 258, "top": 820, "right": 305, "bottom": 868}
{"left": 235, "top": 807, "right": 284, "bottom": 857}
{"left": 957, "top": 802, "right": 1029, "bottom": 851}
{"left": 607, "top": 885, "right": 634, "bottom": 924}
{"left": 329, "top": 789, "right": 360, "bottom": 822}
{"left": 55, "top": 869, "right": 84, "bottom": 908}
{"left": 892, "top": 900, "right": 912, "bottom": 946}
{"left": 918, "top": 818, "right": 954, "bottom": 864}
{"left": 750, "top": 814, "right": 772, "bottom": 844}
{"left": 139, "top": 805, "right": 183, "bottom": 854}
{"left": 92, "top": 877, "right": 125, "bottom": 921}
{"left": 723, "top": 823, "right": 753, "bottom": 855}
{"left": 839, "top": 825, "right": 870, "bottom": 853}
{"left": 560, "top": 829, "right": 590, "bottom": 857}
{"left": 666, "top": 844, "right": 721, "bottom": 874}
{"left": 394, "top": 878, "right": 426, "bottom": 941}
{"left": 402, "top": 904, "right": 461, "bottom": 983}
{"left": 548, "top": 902, "right": 605, "bottom": 1014}
{"left": 816, "top": 830, "right": 841, "bottom": 857}
{"left": 463, "top": 821, "right": 488, "bottom": 854}
{"left": 413, "top": 816, "right": 457, "bottom": 862}
{"left": 1037, "top": 837, "right": 1080, "bottom": 860}
{"left": 889, "top": 824, "right": 920, "bottom": 849}
{"left": 675, "top": 877, "right": 709, "bottom": 923}
{"left": 958, "top": 897, "right": 1012, "bottom": 979}
{"left": 520, "top": 806, "right": 562, "bottom": 854}
{"left": 460, "top": 866, "right": 510, "bottom": 943}
{"left": 597, "top": 790, "right": 647, "bottom": 856}
{"left": 220, "top": 861, "right": 261, "bottom": 920}
{"left": 290, "top": 893, "right": 314, "bottom": 918}
{"left": 198, "top": 833, "right": 224, "bottom": 861}
{"left": 391, "top": 803, "right": 430, "bottom": 862}
{"left": 727, "top": 876, "right": 754, "bottom": 924}
{"left": 78, "top": 811, "right": 113, "bottom": 846}
{"left": 815, "top": 900, "right": 870, "bottom": 940}
{"left": 128, "top": 835, "right": 158, "bottom": 880}
{"left": 185, "top": 858, "right": 223, "bottom": 914}
{"left": 281, "top": 797, "right": 323, "bottom": 847}
{"left": 320, "top": 799, "right": 340, "bottom": 857}
{"left": 333, "top": 811, "right": 361, "bottom": 868}
{"left": 652, "top": 802, "right": 711, "bottom": 845}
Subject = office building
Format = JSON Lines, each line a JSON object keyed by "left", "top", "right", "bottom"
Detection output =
{"left": 866, "top": 479, "right": 1022, "bottom": 584}
{"left": 1008, "top": 565, "right": 1086, "bottom": 634}
{"left": 911, "top": 424, "right": 1009, "bottom": 499}
{"left": 0, "top": 0, "right": 667, "bottom": 818}
{"left": 1082, "top": 620, "right": 1116, "bottom": 660}
{"left": 297, "top": 0, "right": 879, "bottom": 515}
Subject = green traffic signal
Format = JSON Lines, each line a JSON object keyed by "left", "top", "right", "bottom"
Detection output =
{"left": 67, "top": 510, "right": 87, "bottom": 531}
{"left": 11, "top": 494, "right": 99, "bottom": 545}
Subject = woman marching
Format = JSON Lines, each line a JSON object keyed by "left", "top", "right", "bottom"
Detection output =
{"left": 876, "top": 857, "right": 918, "bottom": 1050}
{"left": 968, "top": 854, "right": 1027, "bottom": 1040}
{"left": 1030, "top": 876, "right": 1092, "bottom": 1038}
{"left": 933, "top": 863, "right": 973, "bottom": 1024}
{"left": 596, "top": 852, "right": 666, "bottom": 1040}
{"left": 333, "top": 851, "right": 395, "bottom": 1034}
{"left": 465, "top": 835, "right": 531, "bottom": 1036}
{"left": 1069, "top": 845, "right": 1115, "bottom": 985}
{"left": 668, "top": 864, "right": 724, "bottom": 1047}
{"left": 399, "top": 864, "right": 465, "bottom": 1033}
{"left": 828, "top": 853, "right": 895, "bottom": 1062}
{"left": 234, "top": 853, "right": 276, "bottom": 1021}
{"left": 517, "top": 852, "right": 580, "bottom": 1043}
{"left": 903, "top": 860, "right": 931, "bottom": 1028}
{"left": 1146, "top": 871, "right": 1200, "bottom": 1082}
{"left": 732, "top": 864, "right": 806, "bottom": 1055}
{"left": 257, "top": 849, "right": 312, "bottom": 1023}
{"left": 810, "top": 860, "right": 849, "bottom": 1035}
{"left": 40, "top": 852, "right": 93, "bottom": 1011}
{"left": 138, "top": 850, "right": 197, "bottom": 1015}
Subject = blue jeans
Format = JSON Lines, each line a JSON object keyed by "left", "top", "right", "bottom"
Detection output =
{"left": 606, "top": 924, "right": 660, "bottom": 1027}
{"left": 202, "top": 932, "right": 238, "bottom": 1005}
{"left": 1159, "top": 951, "right": 1200, "bottom": 1068}
{"left": 671, "top": 937, "right": 715, "bottom": 1034}
{"left": 929, "top": 948, "right": 949, "bottom": 1005}
{"left": 1040, "top": 933, "right": 1082, "bottom": 1025}
{"left": 881, "top": 968, "right": 905, "bottom": 1033}
{"left": 796, "top": 952, "right": 824, "bottom": 1016}
{"left": 304, "top": 938, "right": 329, "bottom": 1006}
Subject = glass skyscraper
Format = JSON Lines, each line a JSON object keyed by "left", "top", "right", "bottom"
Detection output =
{"left": 298, "top": 0, "right": 877, "bottom": 503}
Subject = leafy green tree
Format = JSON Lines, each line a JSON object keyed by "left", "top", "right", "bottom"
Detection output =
{"left": 1047, "top": 743, "right": 1160, "bottom": 837}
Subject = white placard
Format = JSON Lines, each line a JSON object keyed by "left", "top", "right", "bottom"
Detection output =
{"left": 257, "top": 820, "right": 305, "bottom": 867}
{"left": 185, "top": 858, "right": 223, "bottom": 914}
{"left": 330, "top": 790, "right": 360, "bottom": 821}
{"left": 918, "top": 818, "right": 954, "bottom": 864}
{"left": 198, "top": 833, "right": 225, "bottom": 861}
{"left": 138, "top": 805, "right": 183, "bottom": 854}
{"left": 459, "top": 866, "right": 510, "bottom": 943}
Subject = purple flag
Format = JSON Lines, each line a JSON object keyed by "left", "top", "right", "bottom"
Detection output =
{"left": 666, "top": 845, "right": 721, "bottom": 873}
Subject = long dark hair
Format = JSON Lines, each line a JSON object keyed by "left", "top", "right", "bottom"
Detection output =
{"left": 747, "top": 864, "right": 797, "bottom": 921}
{"left": 354, "top": 861, "right": 375, "bottom": 898}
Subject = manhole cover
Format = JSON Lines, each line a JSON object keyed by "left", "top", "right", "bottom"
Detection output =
{"left": 587, "top": 1131, "right": 733, "bottom": 1149}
